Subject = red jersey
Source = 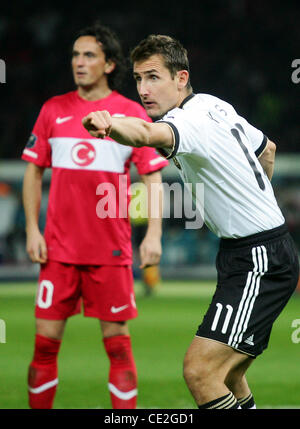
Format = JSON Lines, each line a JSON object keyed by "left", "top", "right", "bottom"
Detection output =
{"left": 22, "top": 90, "right": 168, "bottom": 265}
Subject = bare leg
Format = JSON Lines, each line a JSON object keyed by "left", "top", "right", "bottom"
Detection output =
{"left": 225, "top": 357, "right": 254, "bottom": 399}
{"left": 183, "top": 336, "right": 253, "bottom": 406}
{"left": 100, "top": 320, "right": 129, "bottom": 338}
{"left": 36, "top": 318, "right": 67, "bottom": 340}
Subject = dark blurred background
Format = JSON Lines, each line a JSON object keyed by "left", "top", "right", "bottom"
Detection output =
{"left": 0, "top": 0, "right": 299, "bottom": 280}
{"left": 1, "top": 0, "right": 299, "bottom": 158}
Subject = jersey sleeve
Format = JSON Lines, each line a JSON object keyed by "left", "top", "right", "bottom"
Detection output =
{"left": 158, "top": 108, "right": 208, "bottom": 159}
{"left": 131, "top": 146, "right": 169, "bottom": 175}
{"left": 21, "top": 101, "right": 52, "bottom": 167}
{"left": 236, "top": 116, "right": 267, "bottom": 157}
{"left": 126, "top": 101, "right": 169, "bottom": 174}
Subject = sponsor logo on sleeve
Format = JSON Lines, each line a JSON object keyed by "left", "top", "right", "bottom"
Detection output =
{"left": 26, "top": 133, "right": 37, "bottom": 148}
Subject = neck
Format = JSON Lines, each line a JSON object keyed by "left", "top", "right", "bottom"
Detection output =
{"left": 77, "top": 83, "right": 112, "bottom": 101}
{"left": 177, "top": 89, "right": 193, "bottom": 108}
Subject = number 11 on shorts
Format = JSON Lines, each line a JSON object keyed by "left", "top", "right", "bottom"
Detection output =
{"left": 211, "top": 303, "right": 233, "bottom": 334}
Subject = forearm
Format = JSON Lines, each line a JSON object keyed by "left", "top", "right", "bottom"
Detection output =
{"left": 82, "top": 111, "right": 174, "bottom": 150}
{"left": 139, "top": 171, "right": 164, "bottom": 268}
{"left": 110, "top": 117, "right": 153, "bottom": 148}
{"left": 22, "top": 163, "right": 44, "bottom": 232}
{"left": 260, "top": 158, "right": 274, "bottom": 181}
{"left": 142, "top": 171, "right": 163, "bottom": 238}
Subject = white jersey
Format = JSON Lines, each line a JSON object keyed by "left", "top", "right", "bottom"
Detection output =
{"left": 159, "top": 93, "right": 285, "bottom": 238}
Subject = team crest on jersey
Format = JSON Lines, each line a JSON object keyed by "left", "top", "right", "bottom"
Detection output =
{"left": 71, "top": 141, "right": 96, "bottom": 167}
{"left": 26, "top": 133, "right": 37, "bottom": 148}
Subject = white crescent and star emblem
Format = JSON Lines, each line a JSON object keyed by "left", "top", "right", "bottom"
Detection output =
{"left": 71, "top": 142, "right": 96, "bottom": 166}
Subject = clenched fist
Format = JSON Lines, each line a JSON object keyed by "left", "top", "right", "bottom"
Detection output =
{"left": 82, "top": 110, "right": 112, "bottom": 138}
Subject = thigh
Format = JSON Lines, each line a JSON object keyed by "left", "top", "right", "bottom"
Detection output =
{"left": 184, "top": 336, "right": 251, "bottom": 378}
{"left": 80, "top": 265, "right": 138, "bottom": 321}
{"left": 36, "top": 261, "right": 82, "bottom": 320}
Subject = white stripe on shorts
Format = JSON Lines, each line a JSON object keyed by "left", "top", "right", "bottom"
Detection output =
{"left": 228, "top": 245, "right": 268, "bottom": 349}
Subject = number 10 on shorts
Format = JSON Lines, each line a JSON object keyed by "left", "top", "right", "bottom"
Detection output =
{"left": 37, "top": 280, "right": 54, "bottom": 309}
{"left": 211, "top": 303, "right": 233, "bottom": 334}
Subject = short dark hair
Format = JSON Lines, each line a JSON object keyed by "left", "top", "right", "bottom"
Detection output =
{"left": 75, "top": 21, "right": 127, "bottom": 91}
{"left": 130, "top": 34, "right": 192, "bottom": 89}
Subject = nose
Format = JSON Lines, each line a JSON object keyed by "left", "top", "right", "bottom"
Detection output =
{"left": 138, "top": 79, "right": 150, "bottom": 98}
{"left": 74, "top": 55, "right": 85, "bottom": 68}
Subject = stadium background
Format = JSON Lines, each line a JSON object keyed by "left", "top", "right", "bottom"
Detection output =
{"left": 0, "top": 0, "right": 300, "bottom": 409}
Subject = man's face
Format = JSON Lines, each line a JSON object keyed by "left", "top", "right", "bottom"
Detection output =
{"left": 72, "top": 36, "right": 112, "bottom": 88}
{"left": 133, "top": 54, "right": 183, "bottom": 119}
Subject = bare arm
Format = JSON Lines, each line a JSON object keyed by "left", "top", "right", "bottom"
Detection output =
{"left": 257, "top": 139, "right": 276, "bottom": 181}
{"left": 82, "top": 110, "right": 174, "bottom": 150}
{"left": 139, "top": 170, "right": 163, "bottom": 268}
{"left": 22, "top": 162, "right": 47, "bottom": 263}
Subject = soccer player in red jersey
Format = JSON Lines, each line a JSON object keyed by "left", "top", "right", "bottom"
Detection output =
{"left": 22, "top": 23, "right": 168, "bottom": 409}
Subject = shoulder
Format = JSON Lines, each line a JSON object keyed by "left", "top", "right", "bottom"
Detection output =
{"left": 41, "top": 91, "right": 76, "bottom": 110}
{"left": 34, "top": 91, "right": 76, "bottom": 127}
{"left": 194, "top": 93, "right": 237, "bottom": 115}
{"left": 111, "top": 92, "right": 149, "bottom": 118}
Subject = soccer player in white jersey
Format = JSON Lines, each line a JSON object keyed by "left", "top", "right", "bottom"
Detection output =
{"left": 22, "top": 26, "right": 168, "bottom": 409}
{"left": 83, "top": 34, "right": 299, "bottom": 409}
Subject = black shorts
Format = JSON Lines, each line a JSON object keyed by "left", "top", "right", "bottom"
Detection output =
{"left": 196, "top": 223, "right": 299, "bottom": 357}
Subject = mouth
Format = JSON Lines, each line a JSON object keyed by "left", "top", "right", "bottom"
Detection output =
{"left": 76, "top": 71, "right": 86, "bottom": 78}
{"left": 143, "top": 101, "right": 156, "bottom": 109}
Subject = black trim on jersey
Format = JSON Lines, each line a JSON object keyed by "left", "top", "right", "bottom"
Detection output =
{"left": 179, "top": 93, "right": 195, "bottom": 109}
{"left": 255, "top": 134, "right": 268, "bottom": 158}
{"left": 157, "top": 121, "right": 180, "bottom": 159}
{"left": 156, "top": 94, "right": 194, "bottom": 160}
{"left": 156, "top": 147, "right": 170, "bottom": 159}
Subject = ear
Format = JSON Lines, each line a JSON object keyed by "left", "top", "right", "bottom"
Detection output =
{"left": 177, "top": 70, "right": 189, "bottom": 90}
{"left": 104, "top": 60, "right": 116, "bottom": 75}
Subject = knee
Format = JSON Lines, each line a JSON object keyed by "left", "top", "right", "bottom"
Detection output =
{"left": 101, "top": 320, "right": 128, "bottom": 338}
{"left": 183, "top": 351, "right": 211, "bottom": 389}
{"left": 36, "top": 319, "right": 66, "bottom": 341}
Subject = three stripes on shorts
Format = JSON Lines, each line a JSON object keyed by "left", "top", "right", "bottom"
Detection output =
{"left": 228, "top": 245, "right": 268, "bottom": 349}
